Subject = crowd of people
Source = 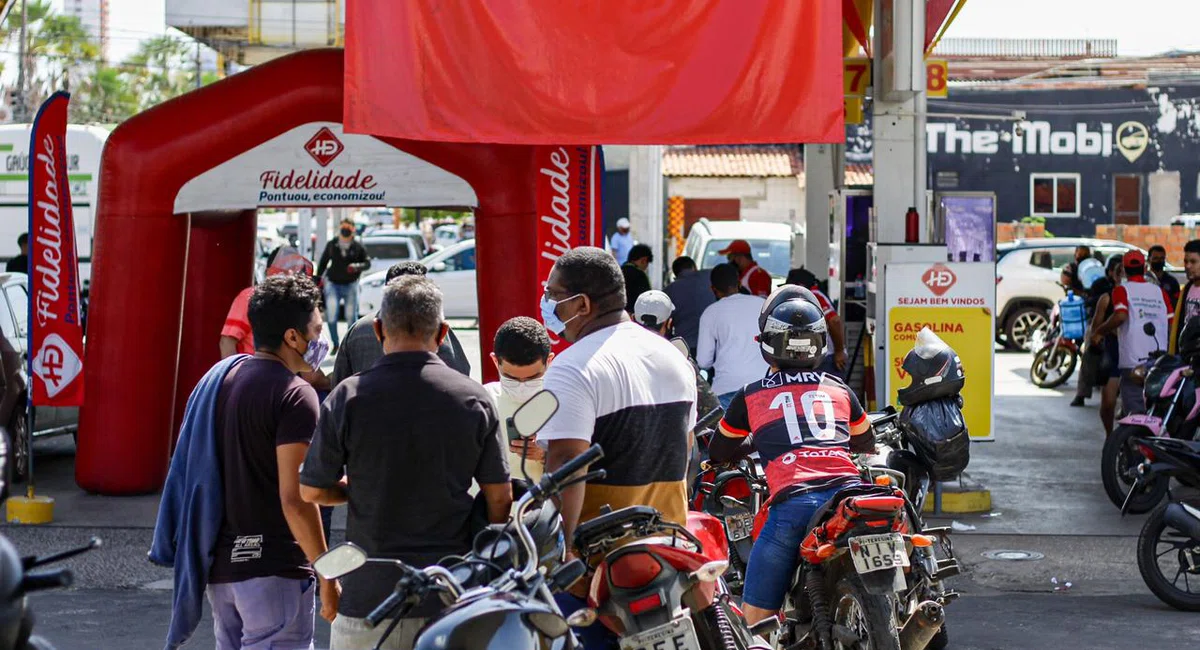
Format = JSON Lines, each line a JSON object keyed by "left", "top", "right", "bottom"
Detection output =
{"left": 1064, "top": 242, "right": 1200, "bottom": 436}
{"left": 153, "top": 220, "right": 866, "bottom": 650}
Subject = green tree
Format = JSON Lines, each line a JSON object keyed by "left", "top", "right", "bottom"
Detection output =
{"left": 122, "top": 35, "right": 206, "bottom": 111}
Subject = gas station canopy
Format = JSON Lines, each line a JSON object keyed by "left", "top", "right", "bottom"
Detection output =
{"left": 343, "top": 0, "right": 844, "bottom": 145}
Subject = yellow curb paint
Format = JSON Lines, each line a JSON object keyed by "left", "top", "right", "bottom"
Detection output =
{"left": 922, "top": 489, "right": 992, "bottom": 515}
{"left": 6, "top": 495, "right": 55, "bottom": 524}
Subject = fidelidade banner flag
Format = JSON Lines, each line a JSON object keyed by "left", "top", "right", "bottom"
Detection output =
{"left": 344, "top": 0, "right": 843, "bottom": 144}
{"left": 536, "top": 145, "right": 604, "bottom": 352}
{"left": 28, "top": 92, "right": 85, "bottom": 407}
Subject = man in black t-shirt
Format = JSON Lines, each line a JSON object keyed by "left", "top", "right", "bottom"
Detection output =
{"left": 207, "top": 275, "right": 336, "bottom": 650}
{"left": 622, "top": 243, "right": 654, "bottom": 313}
{"left": 301, "top": 275, "right": 512, "bottom": 650}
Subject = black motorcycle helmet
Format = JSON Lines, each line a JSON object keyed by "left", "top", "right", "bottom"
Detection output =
{"left": 758, "top": 285, "right": 828, "bottom": 370}
{"left": 897, "top": 327, "right": 965, "bottom": 406}
{"left": 1179, "top": 316, "right": 1200, "bottom": 361}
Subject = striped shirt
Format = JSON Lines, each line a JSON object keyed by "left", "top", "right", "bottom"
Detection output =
{"left": 539, "top": 322, "right": 697, "bottom": 529}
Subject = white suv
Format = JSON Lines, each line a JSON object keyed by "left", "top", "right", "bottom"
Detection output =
{"left": 682, "top": 218, "right": 803, "bottom": 281}
{"left": 996, "top": 238, "right": 1184, "bottom": 350}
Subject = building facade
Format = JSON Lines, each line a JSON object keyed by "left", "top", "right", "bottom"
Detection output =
{"left": 848, "top": 82, "right": 1200, "bottom": 236}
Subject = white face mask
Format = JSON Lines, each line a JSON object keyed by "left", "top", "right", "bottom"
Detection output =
{"left": 499, "top": 376, "right": 544, "bottom": 403}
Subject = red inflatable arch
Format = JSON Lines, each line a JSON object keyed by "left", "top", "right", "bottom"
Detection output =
{"left": 77, "top": 49, "right": 539, "bottom": 495}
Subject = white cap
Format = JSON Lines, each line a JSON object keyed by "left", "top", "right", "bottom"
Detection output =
{"left": 634, "top": 290, "right": 675, "bottom": 328}
{"left": 616, "top": 217, "right": 631, "bottom": 229}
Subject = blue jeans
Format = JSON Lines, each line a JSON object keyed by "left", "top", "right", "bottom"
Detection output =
{"left": 742, "top": 486, "right": 844, "bottom": 611}
{"left": 324, "top": 282, "right": 359, "bottom": 347}
{"left": 208, "top": 576, "right": 315, "bottom": 650}
{"left": 718, "top": 391, "right": 738, "bottom": 410}
{"left": 556, "top": 592, "right": 618, "bottom": 650}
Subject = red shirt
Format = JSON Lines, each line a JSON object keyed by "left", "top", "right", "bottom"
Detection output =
{"left": 221, "top": 287, "right": 256, "bottom": 355}
{"left": 740, "top": 263, "right": 773, "bottom": 298}
{"left": 719, "top": 370, "right": 869, "bottom": 496}
{"left": 811, "top": 288, "right": 836, "bottom": 324}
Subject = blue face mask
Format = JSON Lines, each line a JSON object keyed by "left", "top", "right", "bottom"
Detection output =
{"left": 540, "top": 293, "right": 583, "bottom": 336}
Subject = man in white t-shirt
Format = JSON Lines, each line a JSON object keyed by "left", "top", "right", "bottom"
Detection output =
{"left": 483, "top": 317, "right": 554, "bottom": 483}
{"left": 696, "top": 263, "right": 769, "bottom": 409}
{"left": 608, "top": 217, "right": 636, "bottom": 265}
{"left": 537, "top": 247, "right": 696, "bottom": 650}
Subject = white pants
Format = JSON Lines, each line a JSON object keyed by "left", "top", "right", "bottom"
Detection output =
{"left": 330, "top": 614, "right": 427, "bottom": 650}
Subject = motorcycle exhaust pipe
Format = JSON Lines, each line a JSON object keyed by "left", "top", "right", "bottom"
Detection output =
{"left": 899, "top": 600, "right": 945, "bottom": 650}
{"left": 1164, "top": 502, "right": 1200, "bottom": 541}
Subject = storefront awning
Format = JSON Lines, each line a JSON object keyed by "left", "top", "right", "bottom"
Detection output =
{"left": 344, "top": 0, "right": 843, "bottom": 145}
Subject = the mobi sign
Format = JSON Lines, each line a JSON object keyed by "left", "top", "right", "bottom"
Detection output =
{"left": 926, "top": 120, "right": 1150, "bottom": 161}
{"left": 173, "top": 122, "right": 478, "bottom": 213}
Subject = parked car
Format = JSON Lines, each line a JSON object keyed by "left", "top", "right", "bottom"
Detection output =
{"left": 433, "top": 223, "right": 461, "bottom": 249}
{"left": 360, "top": 232, "right": 423, "bottom": 273}
{"left": 359, "top": 239, "right": 478, "bottom": 319}
{"left": 682, "top": 218, "right": 803, "bottom": 282}
{"left": 0, "top": 273, "right": 78, "bottom": 481}
{"left": 996, "top": 237, "right": 1185, "bottom": 350}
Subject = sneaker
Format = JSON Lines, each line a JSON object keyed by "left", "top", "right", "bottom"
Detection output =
{"left": 1069, "top": 397, "right": 1085, "bottom": 407}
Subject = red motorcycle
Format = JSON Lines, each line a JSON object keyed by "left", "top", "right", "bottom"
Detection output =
{"left": 568, "top": 505, "right": 773, "bottom": 650}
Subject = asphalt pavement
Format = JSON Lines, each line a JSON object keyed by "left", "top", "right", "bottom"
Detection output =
{"left": 3, "top": 340, "right": 1198, "bottom": 649}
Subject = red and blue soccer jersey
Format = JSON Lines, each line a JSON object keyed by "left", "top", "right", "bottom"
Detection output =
{"left": 718, "top": 370, "right": 870, "bottom": 496}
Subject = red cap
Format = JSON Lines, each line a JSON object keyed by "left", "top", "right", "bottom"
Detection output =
{"left": 1122, "top": 250, "right": 1145, "bottom": 271}
{"left": 717, "top": 240, "right": 752, "bottom": 256}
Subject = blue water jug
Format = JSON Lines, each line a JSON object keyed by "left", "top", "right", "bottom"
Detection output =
{"left": 1060, "top": 291, "right": 1086, "bottom": 340}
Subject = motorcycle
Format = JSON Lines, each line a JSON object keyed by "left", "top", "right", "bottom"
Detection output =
{"left": 1122, "top": 436, "right": 1200, "bottom": 611}
{"left": 1102, "top": 322, "right": 1200, "bottom": 513}
{"left": 313, "top": 390, "right": 599, "bottom": 650}
{"left": 568, "top": 503, "right": 771, "bottom": 650}
{"left": 1029, "top": 300, "right": 1079, "bottom": 389}
{"left": 0, "top": 428, "right": 102, "bottom": 650}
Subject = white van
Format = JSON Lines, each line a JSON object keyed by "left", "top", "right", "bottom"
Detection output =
{"left": 0, "top": 124, "right": 109, "bottom": 283}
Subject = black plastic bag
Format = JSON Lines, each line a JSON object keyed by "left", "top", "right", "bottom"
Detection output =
{"left": 900, "top": 396, "right": 970, "bottom": 480}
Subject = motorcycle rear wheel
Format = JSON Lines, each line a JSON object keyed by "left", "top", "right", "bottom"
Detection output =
{"left": 1030, "top": 345, "right": 1077, "bottom": 389}
{"left": 1102, "top": 425, "right": 1168, "bottom": 513}
{"left": 1136, "top": 503, "right": 1200, "bottom": 611}
{"left": 831, "top": 574, "right": 902, "bottom": 650}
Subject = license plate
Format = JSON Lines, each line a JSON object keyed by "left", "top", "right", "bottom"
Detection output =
{"left": 727, "top": 512, "right": 754, "bottom": 541}
{"left": 849, "top": 533, "right": 909, "bottom": 574}
{"left": 619, "top": 617, "right": 701, "bottom": 650}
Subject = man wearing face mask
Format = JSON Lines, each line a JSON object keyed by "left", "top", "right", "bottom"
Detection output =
{"left": 483, "top": 317, "right": 554, "bottom": 482}
{"left": 300, "top": 276, "right": 512, "bottom": 649}
{"left": 1149, "top": 245, "right": 1181, "bottom": 307}
{"left": 204, "top": 275, "right": 336, "bottom": 647}
{"left": 317, "top": 218, "right": 371, "bottom": 351}
{"left": 537, "top": 248, "right": 697, "bottom": 650}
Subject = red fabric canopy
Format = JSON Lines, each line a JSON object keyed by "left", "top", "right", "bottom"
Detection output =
{"left": 344, "top": 0, "right": 843, "bottom": 145}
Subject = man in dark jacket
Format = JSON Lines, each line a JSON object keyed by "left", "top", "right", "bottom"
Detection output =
{"left": 622, "top": 243, "right": 654, "bottom": 313}
{"left": 332, "top": 263, "right": 472, "bottom": 385}
{"left": 317, "top": 218, "right": 371, "bottom": 350}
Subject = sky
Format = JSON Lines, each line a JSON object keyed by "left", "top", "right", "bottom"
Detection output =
{"left": 944, "top": 0, "right": 1200, "bottom": 56}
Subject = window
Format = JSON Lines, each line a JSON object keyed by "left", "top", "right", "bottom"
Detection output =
{"left": 364, "top": 242, "right": 413, "bottom": 261}
{"left": 5, "top": 285, "right": 27, "bottom": 338}
{"left": 701, "top": 239, "right": 792, "bottom": 277}
{"left": 442, "top": 247, "right": 476, "bottom": 272}
{"left": 1030, "top": 173, "right": 1081, "bottom": 217}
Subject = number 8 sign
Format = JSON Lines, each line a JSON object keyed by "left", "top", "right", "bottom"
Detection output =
{"left": 926, "top": 59, "right": 948, "bottom": 98}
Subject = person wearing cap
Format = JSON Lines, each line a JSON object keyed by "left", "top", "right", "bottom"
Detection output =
{"left": 635, "top": 290, "right": 722, "bottom": 420}
{"left": 622, "top": 243, "right": 654, "bottom": 313}
{"left": 719, "top": 240, "right": 773, "bottom": 298}
{"left": 609, "top": 217, "right": 636, "bottom": 265}
{"left": 1091, "top": 250, "right": 1174, "bottom": 414}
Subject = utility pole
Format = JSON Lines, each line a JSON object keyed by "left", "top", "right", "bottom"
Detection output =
{"left": 15, "top": 0, "right": 27, "bottom": 123}
{"left": 194, "top": 39, "right": 201, "bottom": 89}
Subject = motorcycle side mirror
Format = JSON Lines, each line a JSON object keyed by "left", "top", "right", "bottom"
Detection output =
{"left": 313, "top": 542, "right": 368, "bottom": 579}
{"left": 1145, "top": 323, "right": 1157, "bottom": 337}
{"left": 669, "top": 337, "right": 690, "bottom": 358}
{"left": 511, "top": 390, "right": 559, "bottom": 439}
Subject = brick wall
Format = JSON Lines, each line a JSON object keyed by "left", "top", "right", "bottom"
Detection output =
{"left": 996, "top": 222, "right": 1046, "bottom": 242}
{"left": 1094, "top": 225, "right": 1200, "bottom": 265}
